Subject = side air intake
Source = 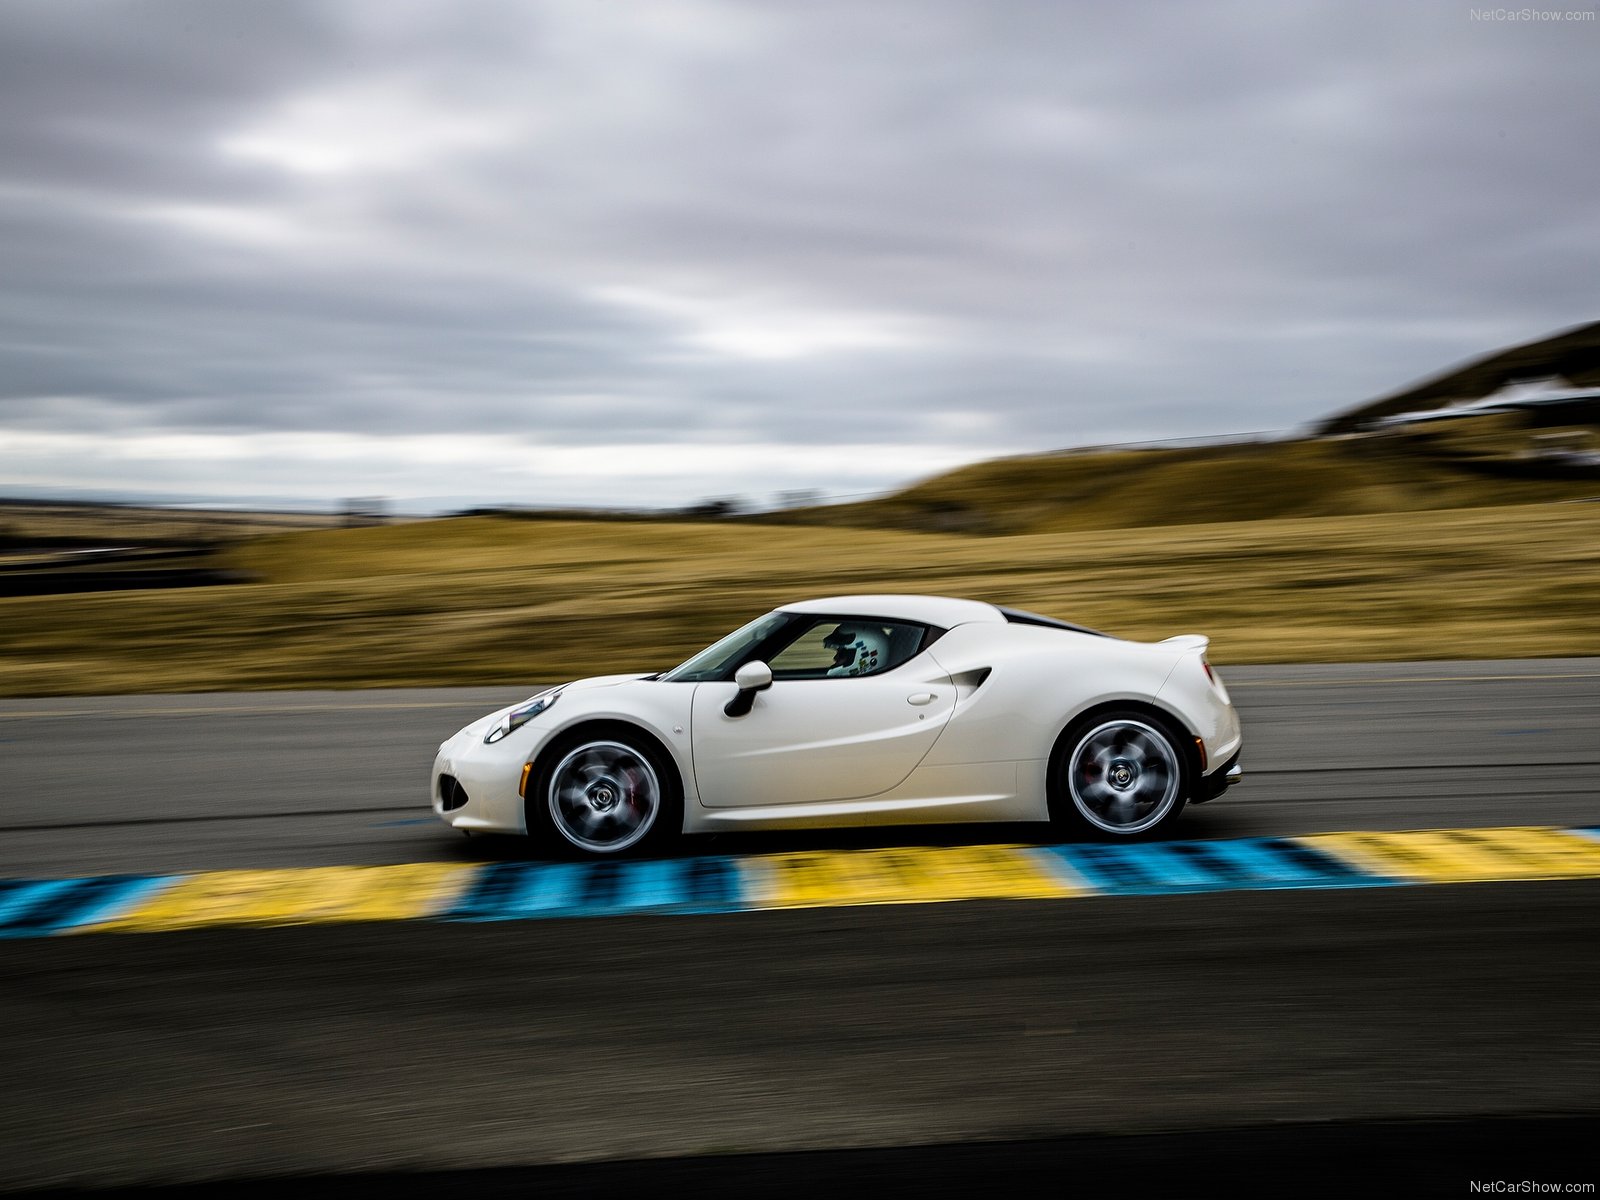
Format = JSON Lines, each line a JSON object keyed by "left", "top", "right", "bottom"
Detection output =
{"left": 438, "top": 774, "right": 469, "bottom": 812}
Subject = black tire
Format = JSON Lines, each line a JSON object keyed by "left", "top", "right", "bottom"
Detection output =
{"left": 527, "top": 725, "right": 682, "bottom": 858}
{"left": 1048, "top": 709, "right": 1190, "bottom": 839}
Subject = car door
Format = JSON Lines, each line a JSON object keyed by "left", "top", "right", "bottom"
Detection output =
{"left": 690, "top": 617, "right": 958, "bottom": 808}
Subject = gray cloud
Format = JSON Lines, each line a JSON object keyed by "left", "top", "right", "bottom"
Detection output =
{"left": 1, "top": 0, "right": 1596, "bottom": 507}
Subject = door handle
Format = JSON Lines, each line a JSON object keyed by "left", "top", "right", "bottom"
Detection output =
{"left": 906, "top": 692, "right": 937, "bottom": 706}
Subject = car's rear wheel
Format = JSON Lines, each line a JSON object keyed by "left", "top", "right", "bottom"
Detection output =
{"left": 1051, "top": 711, "right": 1188, "bottom": 838}
{"left": 532, "top": 729, "right": 680, "bottom": 857}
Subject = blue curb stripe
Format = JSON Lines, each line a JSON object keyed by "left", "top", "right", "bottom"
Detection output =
{"left": 576, "top": 862, "right": 623, "bottom": 910}
{"left": 514, "top": 862, "right": 592, "bottom": 915}
{"left": 445, "top": 857, "right": 746, "bottom": 921}
{"left": 1045, "top": 845, "right": 1156, "bottom": 889}
{"left": 679, "top": 856, "right": 743, "bottom": 913}
{"left": 0, "top": 880, "right": 79, "bottom": 935}
{"left": 0, "top": 875, "right": 177, "bottom": 937}
{"left": 443, "top": 862, "right": 524, "bottom": 920}
{"left": 1040, "top": 838, "right": 1394, "bottom": 895}
{"left": 1064, "top": 844, "right": 1208, "bottom": 890}
{"left": 1219, "top": 838, "right": 1395, "bottom": 888}
{"left": 447, "top": 862, "right": 585, "bottom": 920}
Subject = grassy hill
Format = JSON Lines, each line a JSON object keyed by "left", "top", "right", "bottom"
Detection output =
{"left": 772, "top": 432, "right": 1600, "bottom": 536}
{"left": 769, "top": 317, "right": 1600, "bottom": 537}
{"left": 1319, "top": 318, "right": 1600, "bottom": 434}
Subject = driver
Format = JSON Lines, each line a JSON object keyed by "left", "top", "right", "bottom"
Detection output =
{"left": 823, "top": 625, "right": 890, "bottom": 676}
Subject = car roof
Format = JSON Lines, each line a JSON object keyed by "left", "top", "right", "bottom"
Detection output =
{"left": 778, "top": 595, "right": 1006, "bottom": 628}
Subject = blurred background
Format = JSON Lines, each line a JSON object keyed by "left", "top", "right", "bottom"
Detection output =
{"left": 3, "top": 0, "right": 1600, "bottom": 692}
{"left": 2, "top": 2, "right": 1598, "bottom": 1195}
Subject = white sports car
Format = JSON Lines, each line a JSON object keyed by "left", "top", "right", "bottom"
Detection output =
{"left": 432, "top": 595, "right": 1243, "bottom": 856}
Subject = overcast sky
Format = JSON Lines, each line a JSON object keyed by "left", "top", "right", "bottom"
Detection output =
{"left": 1, "top": 1, "right": 1596, "bottom": 511}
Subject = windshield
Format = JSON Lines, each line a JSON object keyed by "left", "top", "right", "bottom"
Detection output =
{"left": 659, "top": 611, "right": 792, "bottom": 682}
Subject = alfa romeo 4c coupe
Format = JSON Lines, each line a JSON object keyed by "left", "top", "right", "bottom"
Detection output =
{"left": 432, "top": 595, "right": 1243, "bottom": 856}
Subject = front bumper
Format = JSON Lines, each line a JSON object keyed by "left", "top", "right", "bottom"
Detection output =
{"left": 431, "top": 724, "right": 534, "bottom": 834}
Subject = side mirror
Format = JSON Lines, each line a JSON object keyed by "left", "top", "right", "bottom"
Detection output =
{"left": 724, "top": 660, "right": 774, "bottom": 718}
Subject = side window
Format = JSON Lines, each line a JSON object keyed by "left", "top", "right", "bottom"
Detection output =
{"left": 769, "top": 619, "right": 927, "bottom": 680}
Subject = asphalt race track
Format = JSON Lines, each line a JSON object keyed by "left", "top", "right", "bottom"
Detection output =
{"left": 3, "top": 658, "right": 1600, "bottom": 877}
{"left": 2, "top": 660, "right": 1598, "bottom": 1194}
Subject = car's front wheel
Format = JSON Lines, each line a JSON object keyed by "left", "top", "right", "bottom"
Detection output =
{"left": 531, "top": 729, "right": 680, "bottom": 857}
{"left": 1051, "top": 711, "right": 1188, "bottom": 838}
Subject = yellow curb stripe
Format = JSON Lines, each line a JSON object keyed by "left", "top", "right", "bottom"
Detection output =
{"left": 91, "top": 863, "right": 479, "bottom": 932}
{"left": 1303, "top": 826, "right": 1600, "bottom": 883}
{"left": 747, "top": 844, "right": 1082, "bottom": 910}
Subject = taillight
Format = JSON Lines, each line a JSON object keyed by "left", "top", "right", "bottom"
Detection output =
{"left": 1202, "top": 657, "right": 1231, "bottom": 703}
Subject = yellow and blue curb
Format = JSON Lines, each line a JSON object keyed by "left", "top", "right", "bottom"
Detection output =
{"left": 3, "top": 825, "right": 1600, "bottom": 938}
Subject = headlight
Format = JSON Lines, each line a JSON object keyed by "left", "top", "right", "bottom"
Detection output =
{"left": 484, "top": 686, "right": 565, "bottom": 744}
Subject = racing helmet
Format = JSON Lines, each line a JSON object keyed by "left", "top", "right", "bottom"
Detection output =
{"left": 823, "top": 624, "right": 890, "bottom": 676}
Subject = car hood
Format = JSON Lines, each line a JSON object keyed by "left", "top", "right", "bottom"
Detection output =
{"left": 450, "top": 673, "right": 656, "bottom": 743}
{"left": 561, "top": 672, "right": 655, "bottom": 692}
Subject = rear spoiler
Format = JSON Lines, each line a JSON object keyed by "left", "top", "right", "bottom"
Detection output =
{"left": 1160, "top": 634, "right": 1210, "bottom": 654}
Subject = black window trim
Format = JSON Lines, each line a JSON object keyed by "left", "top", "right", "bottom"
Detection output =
{"left": 997, "top": 606, "right": 1108, "bottom": 638}
{"left": 731, "top": 612, "right": 948, "bottom": 682}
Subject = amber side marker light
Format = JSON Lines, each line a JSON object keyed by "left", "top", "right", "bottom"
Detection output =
{"left": 519, "top": 761, "right": 533, "bottom": 798}
{"left": 1194, "top": 737, "right": 1208, "bottom": 772}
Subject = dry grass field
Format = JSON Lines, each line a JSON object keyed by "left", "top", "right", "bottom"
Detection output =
{"left": 3, "top": 499, "right": 1599, "bottom": 696}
